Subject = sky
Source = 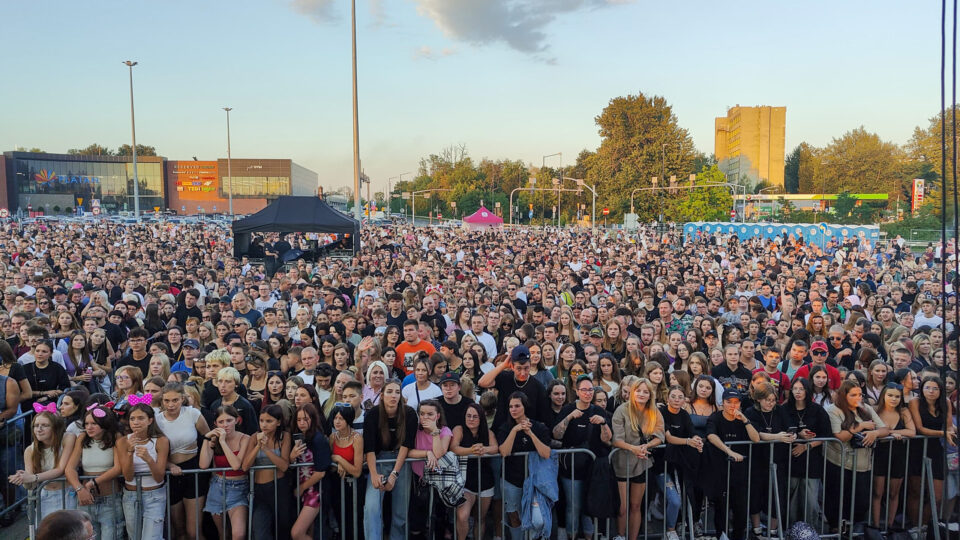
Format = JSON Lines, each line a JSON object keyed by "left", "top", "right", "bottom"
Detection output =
{"left": 0, "top": 1, "right": 948, "bottom": 197}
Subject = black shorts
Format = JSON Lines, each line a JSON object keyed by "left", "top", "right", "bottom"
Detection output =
{"left": 168, "top": 455, "right": 209, "bottom": 504}
{"left": 616, "top": 475, "right": 647, "bottom": 484}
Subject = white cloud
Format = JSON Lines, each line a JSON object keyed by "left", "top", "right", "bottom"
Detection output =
{"left": 412, "top": 0, "right": 629, "bottom": 55}
{"left": 288, "top": 0, "right": 337, "bottom": 23}
{"left": 413, "top": 45, "right": 458, "bottom": 60}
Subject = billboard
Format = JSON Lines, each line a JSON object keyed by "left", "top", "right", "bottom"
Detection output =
{"left": 912, "top": 178, "right": 925, "bottom": 213}
{"left": 168, "top": 161, "right": 219, "bottom": 201}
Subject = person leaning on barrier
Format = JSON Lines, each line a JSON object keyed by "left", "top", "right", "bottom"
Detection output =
{"left": 704, "top": 387, "right": 760, "bottom": 540}
{"left": 64, "top": 403, "right": 123, "bottom": 540}
{"left": 611, "top": 377, "right": 664, "bottom": 540}
{"left": 823, "top": 379, "right": 889, "bottom": 531}
{"left": 36, "top": 508, "right": 93, "bottom": 540}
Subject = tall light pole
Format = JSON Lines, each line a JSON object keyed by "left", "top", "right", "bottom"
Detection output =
{"left": 351, "top": 0, "right": 362, "bottom": 222}
{"left": 223, "top": 107, "right": 234, "bottom": 217}
{"left": 123, "top": 61, "right": 140, "bottom": 221}
{"left": 543, "top": 152, "right": 561, "bottom": 226}
{"left": 388, "top": 172, "right": 411, "bottom": 217}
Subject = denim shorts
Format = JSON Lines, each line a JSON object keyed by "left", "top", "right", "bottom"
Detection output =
{"left": 204, "top": 475, "right": 249, "bottom": 514}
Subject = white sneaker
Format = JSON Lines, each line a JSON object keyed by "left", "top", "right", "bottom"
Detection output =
{"left": 612, "top": 536, "right": 626, "bottom": 540}
{"left": 719, "top": 533, "right": 730, "bottom": 540}
{"left": 666, "top": 531, "right": 680, "bottom": 540}
{"left": 650, "top": 493, "right": 664, "bottom": 521}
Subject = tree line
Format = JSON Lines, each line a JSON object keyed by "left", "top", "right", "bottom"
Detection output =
{"left": 393, "top": 93, "right": 960, "bottom": 224}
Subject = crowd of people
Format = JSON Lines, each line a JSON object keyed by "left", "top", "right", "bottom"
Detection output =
{"left": 0, "top": 218, "right": 958, "bottom": 540}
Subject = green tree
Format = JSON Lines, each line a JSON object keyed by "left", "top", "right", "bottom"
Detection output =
{"left": 784, "top": 144, "right": 805, "bottom": 193}
{"left": 68, "top": 144, "right": 113, "bottom": 156}
{"left": 832, "top": 191, "right": 858, "bottom": 222}
{"left": 116, "top": 144, "right": 158, "bottom": 156}
{"left": 668, "top": 165, "right": 733, "bottom": 222}
{"left": 580, "top": 93, "right": 697, "bottom": 221}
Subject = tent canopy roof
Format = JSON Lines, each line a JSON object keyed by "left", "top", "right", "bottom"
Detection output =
{"left": 462, "top": 206, "right": 503, "bottom": 224}
{"left": 231, "top": 196, "right": 360, "bottom": 234}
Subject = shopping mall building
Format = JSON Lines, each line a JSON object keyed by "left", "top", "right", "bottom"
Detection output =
{"left": 0, "top": 151, "right": 319, "bottom": 215}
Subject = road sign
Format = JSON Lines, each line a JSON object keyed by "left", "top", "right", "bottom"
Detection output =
{"left": 153, "top": 206, "right": 160, "bottom": 213}
{"left": 92, "top": 207, "right": 101, "bottom": 216}
{"left": 730, "top": 209, "right": 736, "bottom": 222}
{"left": 528, "top": 210, "right": 533, "bottom": 218}
{"left": 437, "top": 213, "right": 442, "bottom": 219}
{"left": 602, "top": 207, "right": 610, "bottom": 216}
{"left": 77, "top": 198, "right": 84, "bottom": 206}
{"left": 0, "top": 209, "right": 8, "bottom": 218}
{"left": 91, "top": 199, "right": 101, "bottom": 208}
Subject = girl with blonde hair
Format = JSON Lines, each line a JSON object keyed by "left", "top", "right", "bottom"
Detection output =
{"left": 611, "top": 379, "right": 664, "bottom": 540}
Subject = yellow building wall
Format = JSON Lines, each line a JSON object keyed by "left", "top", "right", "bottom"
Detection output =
{"left": 714, "top": 106, "right": 785, "bottom": 188}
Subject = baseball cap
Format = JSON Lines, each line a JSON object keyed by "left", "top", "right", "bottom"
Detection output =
{"left": 705, "top": 329, "right": 718, "bottom": 338}
{"left": 722, "top": 388, "right": 743, "bottom": 401}
{"left": 510, "top": 345, "right": 531, "bottom": 363}
{"left": 183, "top": 339, "right": 200, "bottom": 349}
{"left": 219, "top": 295, "right": 232, "bottom": 304}
{"left": 810, "top": 341, "right": 828, "bottom": 352}
{"left": 589, "top": 327, "right": 604, "bottom": 338}
{"left": 438, "top": 372, "right": 461, "bottom": 386}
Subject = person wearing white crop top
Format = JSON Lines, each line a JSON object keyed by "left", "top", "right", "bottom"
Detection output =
{"left": 65, "top": 404, "right": 124, "bottom": 540}
{"left": 117, "top": 403, "right": 169, "bottom": 540}
{"left": 157, "top": 382, "right": 210, "bottom": 540}
{"left": 7, "top": 410, "right": 73, "bottom": 521}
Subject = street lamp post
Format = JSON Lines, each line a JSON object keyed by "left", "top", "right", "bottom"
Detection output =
{"left": 123, "top": 61, "right": 140, "bottom": 221}
{"left": 223, "top": 107, "right": 234, "bottom": 217}
{"left": 555, "top": 177, "right": 597, "bottom": 232}
{"left": 543, "top": 152, "right": 561, "bottom": 226}
{"left": 351, "top": 0, "right": 362, "bottom": 223}
{"left": 388, "top": 172, "right": 411, "bottom": 217}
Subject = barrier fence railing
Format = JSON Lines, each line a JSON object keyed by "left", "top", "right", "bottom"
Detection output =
{"left": 0, "top": 409, "right": 33, "bottom": 521}
{"left": 19, "top": 437, "right": 954, "bottom": 540}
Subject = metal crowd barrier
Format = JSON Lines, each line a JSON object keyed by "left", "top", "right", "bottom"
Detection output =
{"left": 0, "top": 410, "right": 33, "bottom": 521}
{"left": 19, "top": 437, "right": 955, "bottom": 540}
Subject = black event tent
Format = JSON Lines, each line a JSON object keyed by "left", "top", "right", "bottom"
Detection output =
{"left": 231, "top": 196, "right": 360, "bottom": 257}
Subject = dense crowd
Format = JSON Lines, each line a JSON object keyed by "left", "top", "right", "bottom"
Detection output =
{"left": 0, "top": 218, "right": 958, "bottom": 540}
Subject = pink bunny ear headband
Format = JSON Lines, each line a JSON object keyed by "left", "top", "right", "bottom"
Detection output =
{"left": 126, "top": 394, "right": 153, "bottom": 406}
{"left": 32, "top": 402, "right": 56, "bottom": 414}
{"left": 86, "top": 403, "right": 113, "bottom": 418}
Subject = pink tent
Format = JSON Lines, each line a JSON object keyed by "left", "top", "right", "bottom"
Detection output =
{"left": 462, "top": 206, "right": 503, "bottom": 231}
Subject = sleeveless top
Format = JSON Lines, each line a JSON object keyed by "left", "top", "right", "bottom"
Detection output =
{"left": 82, "top": 440, "right": 115, "bottom": 474}
{"left": 155, "top": 407, "right": 201, "bottom": 455}
{"left": 213, "top": 450, "right": 245, "bottom": 477}
{"left": 689, "top": 406, "right": 713, "bottom": 438}
{"left": 332, "top": 436, "right": 355, "bottom": 465}
{"left": 255, "top": 445, "right": 282, "bottom": 467}
{"left": 919, "top": 404, "right": 946, "bottom": 452}
{"left": 127, "top": 436, "right": 163, "bottom": 488}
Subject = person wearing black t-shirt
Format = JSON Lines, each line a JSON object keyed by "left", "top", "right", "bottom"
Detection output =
{"left": 496, "top": 391, "right": 551, "bottom": 540}
{"left": 22, "top": 340, "right": 69, "bottom": 411}
{"left": 705, "top": 389, "right": 760, "bottom": 540}
{"left": 552, "top": 375, "right": 612, "bottom": 539}
{"left": 115, "top": 328, "right": 151, "bottom": 379}
{"left": 478, "top": 346, "right": 548, "bottom": 432}
{"left": 743, "top": 384, "right": 792, "bottom": 538}
{"left": 362, "top": 380, "right": 418, "bottom": 540}
{"left": 659, "top": 386, "right": 703, "bottom": 539}
{"left": 781, "top": 377, "right": 830, "bottom": 526}
{"left": 437, "top": 372, "right": 470, "bottom": 430}
{"left": 210, "top": 367, "right": 258, "bottom": 436}
{"left": 712, "top": 344, "right": 754, "bottom": 410}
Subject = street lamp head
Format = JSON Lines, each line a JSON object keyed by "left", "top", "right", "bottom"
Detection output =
{"left": 224, "top": 107, "right": 232, "bottom": 112}
{"left": 123, "top": 61, "right": 137, "bottom": 67}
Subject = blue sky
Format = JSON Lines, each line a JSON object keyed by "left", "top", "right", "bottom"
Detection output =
{"left": 0, "top": 1, "right": 945, "bottom": 196}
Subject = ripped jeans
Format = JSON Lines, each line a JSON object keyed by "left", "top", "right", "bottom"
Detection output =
{"left": 122, "top": 488, "right": 166, "bottom": 540}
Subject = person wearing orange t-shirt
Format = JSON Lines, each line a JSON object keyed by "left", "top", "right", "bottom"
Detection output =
{"left": 394, "top": 319, "right": 436, "bottom": 375}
